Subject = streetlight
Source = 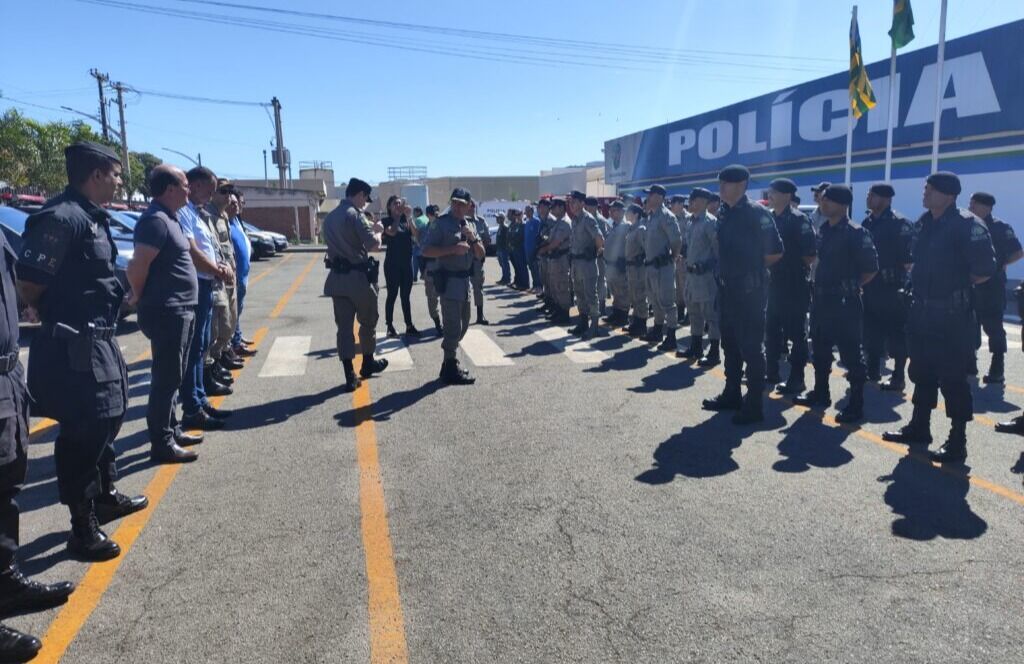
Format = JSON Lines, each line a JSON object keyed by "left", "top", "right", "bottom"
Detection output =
{"left": 161, "top": 147, "right": 202, "bottom": 167}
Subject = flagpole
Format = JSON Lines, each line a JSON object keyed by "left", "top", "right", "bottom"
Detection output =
{"left": 845, "top": 5, "right": 857, "bottom": 186}
{"left": 930, "top": 0, "right": 948, "bottom": 171}
{"left": 884, "top": 41, "right": 897, "bottom": 181}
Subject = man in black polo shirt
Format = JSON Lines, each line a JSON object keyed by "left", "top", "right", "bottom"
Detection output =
{"left": 127, "top": 165, "right": 201, "bottom": 464}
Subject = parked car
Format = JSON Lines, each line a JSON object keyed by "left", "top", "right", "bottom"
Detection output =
{"left": 241, "top": 221, "right": 288, "bottom": 251}
{"left": 240, "top": 221, "right": 281, "bottom": 256}
{"left": 248, "top": 231, "right": 276, "bottom": 260}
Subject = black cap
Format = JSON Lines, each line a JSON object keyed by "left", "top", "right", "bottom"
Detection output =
{"left": 823, "top": 184, "right": 853, "bottom": 206}
{"left": 450, "top": 187, "right": 472, "bottom": 204}
{"left": 971, "top": 191, "right": 996, "bottom": 207}
{"left": 550, "top": 197, "right": 567, "bottom": 208}
{"left": 568, "top": 190, "right": 587, "bottom": 202}
{"left": 584, "top": 196, "right": 599, "bottom": 206}
{"left": 537, "top": 198, "right": 552, "bottom": 207}
{"left": 869, "top": 183, "right": 895, "bottom": 198}
{"left": 627, "top": 203, "right": 644, "bottom": 216}
{"left": 812, "top": 181, "right": 832, "bottom": 193}
{"left": 668, "top": 194, "right": 687, "bottom": 205}
{"left": 65, "top": 140, "right": 121, "bottom": 164}
{"left": 718, "top": 164, "right": 750, "bottom": 183}
{"left": 642, "top": 184, "right": 667, "bottom": 196}
{"left": 345, "top": 177, "right": 373, "bottom": 202}
{"left": 609, "top": 200, "right": 625, "bottom": 210}
{"left": 709, "top": 193, "right": 720, "bottom": 203}
{"left": 770, "top": 178, "right": 797, "bottom": 195}
{"left": 425, "top": 204, "right": 440, "bottom": 215}
{"left": 926, "top": 172, "right": 961, "bottom": 196}
{"left": 689, "top": 187, "right": 713, "bottom": 201}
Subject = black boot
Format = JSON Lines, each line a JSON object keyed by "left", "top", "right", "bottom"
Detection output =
{"left": 698, "top": 339, "right": 721, "bottom": 367}
{"left": 882, "top": 405, "right": 933, "bottom": 445}
{"left": 342, "top": 359, "right": 360, "bottom": 392}
{"left": 984, "top": 352, "right": 1005, "bottom": 384}
{"left": 732, "top": 392, "right": 764, "bottom": 425}
{"left": 0, "top": 564, "right": 75, "bottom": 615}
{"left": 865, "top": 355, "right": 882, "bottom": 382}
{"left": 657, "top": 327, "right": 677, "bottom": 352}
{"left": 995, "top": 413, "right": 1024, "bottom": 435}
{"left": 776, "top": 364, "right": 805, "bottom": 394}
{"left": 930, "top": 420, "right": 968, "bottom": 464}
{"left": 359, "top": 354, "right": 388, "bottom": 378}
{"left": 94, "top": 485, "right": 149, "bottom": 525}
{"left": 835, "top": 383, "right": 865, "bottom": 423}
{"left": 432, "top": 317, "right": 443, "bottom": 336}
{"left": 568, "top": 315, "right": 588, "bottom": 336}
{"left": 475, "top": 307, "right": 489, "bottom": 325}
{"left": 440, "top": 359, "right": 476, "bottom": 385}
{"left": 793, "top": 380, "right": 831, "bottom": 408}
{"left": 677, "top": 335, "right": 702, "bottom": 360}
{"left": 703, "top": 388, "right": 743, "bottom": 412}
{"left": 764, "top": 357, "right": 782, "bottom": 385}
{"left": 0, "top": 624, "right": 41, "bottom": 663}
{"left": 551, "top": 308, "right": 572, "bottom": 326}
{"left": 879, "top": 354, "right": 907, "bottom": 391}
{"left": 67, "top": 501, "right": 120, "bottom": 561}
{"left": 643, "top": 323, "right": 664, "bottom": 344}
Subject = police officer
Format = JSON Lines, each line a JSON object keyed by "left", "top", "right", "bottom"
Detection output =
{"left": 967, "top": 192, "right": 1022, "bottom": 383}
{"left": 678, "top": 188, "right": 721, "bottom": 366}
{"left": 421, "top": 204, "right": 443, "bottom": 335}
{"left": 996, "top": 283, "right": 1024, "bottom": 435}
{"left": 567, "top": 190, "right": 605, "bottom": 338}
{"left": 668, "top": 194, "right": 690, "bottom": 327}
{"left": 883, "top": 172, "right": 997, "bottom": 464}
{"left": 467, "top": 200, "right": 491, "bottom": 325}
{"left": 538, "top": 198, "right": 573, "bottom": 326}
{"left": 702, "top": 165, "right": 784, "bottom": 424}
{"left": 764, "top": 178, "right": 816, "bottom": 392}
{"left": 16, "top": 141, "right": 147, "bottom": 561}
{"left": 535, "top": 198, "right": 554, "bottom": 314}
{"left": 0, "top": 207, "right": 75, "bottom": 662}
{"left": 706, "top": 193, "right": 721, "bottom": 219}
{"left": 809, "top": 182, "right": 831, "bottom": 231}
{"left": 422, "top": 188, "right": 486, "bottom": 384}
{"left": 601, "top": 200, "right": 631, "bottom": 327}
{"left": 624, "top": 203, "right": 649, "bottom": 338}
{"left": 861, "top": 183, "right": 915, "bottom": 390}
{"left": 323, "top": 177, "right": 389, "bottom": 391}
{"left": 584, "top": 196, "right": 610, "bottom": 316}
{"left": 793, "top": 185, "right": 878, "bottom": 422}
{"left": 641, "top": 185, "right": 683, "bottom": 351}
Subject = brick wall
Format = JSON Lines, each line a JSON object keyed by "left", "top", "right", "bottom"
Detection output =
{"left": 242, "top": 206, "right": 316, "bottom": 241}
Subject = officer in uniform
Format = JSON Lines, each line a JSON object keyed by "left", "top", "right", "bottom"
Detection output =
{"left": 538, "top": 198, "right": 573, "bottom": 326}
{"left": 16, "top": 141, "right": 147, "bottom": 561}
{"left": 702, "top": 165, "right": 784, "bottom": 424}
{"left": 584, "top": 197, "right": 610, "bottom": 315}
{"left": 668, "top": 194, "right": 690, "bottom": 327}
{"left": 793, "top": 185, "right": 878, "bottom": 423}
{"left": 422, "top": 188, "right": 486, "bottom": 384}
{"left": 861, "top": 183, "right": 915, "bottom": 390}
{"left": 467, "top": 201, "right": 491, "bottom": 325}
{"left": 624, "top": 203, "right": 649, "bottom": 338}
{"left": 0, "top": 218, "right": 75, "bottom": 663}
{"left": 809, "top": 182, "right": 831, "bottom": 232}
{"left": 996, "top": 283, "right": 1024, "bottom": 435}
{"left": 764, "top": 178, "right": 817, "bottom": 392}
{"left": 678, "top": 188, "right": 720, "bottom": 366}
{"left": 883, "top": 172, "right": 996, "bottom": 464}
{"left": 641, "top": 185, "right": 683, "bottom": 351}
{"left": 567, "top": 190, "right": 605, "bottom": 338}
{"left": 532, "top": 198, "right": 552, "bottom": 303}
{"left": 967, "top": 192, "right": 1022, "bottom": 383}
{"left": 323, "top": 177, "right": 389, "bottom": 391}
{"left": 601, "top": 200, "right": 631, "bottom": 327}
{"left": 421, "top": 205, "right": 443, "bottom": 335}
{"left": 706, "top": 193, "right": 721, "bottom": 219}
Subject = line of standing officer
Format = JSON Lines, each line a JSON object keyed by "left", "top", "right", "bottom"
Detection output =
{"left": 678, "top": 188, "right": 720, "bottom": 367}
{"left": 538, "top": 198, "right": 573, "bottom": 326}
{"left": 601, "top": 200, "right": 631, "bottom": 328}
{"left": 641, "top": 185, "right": 683, "bottom": 352}
{"left": 567, "top": 190, "right": 605, "bottom": 339}
{"left": 624, "top": 203, "right": 649, "bottom": 338}
{"left": 468, "top": 201, "right": 491, "bottom": 326}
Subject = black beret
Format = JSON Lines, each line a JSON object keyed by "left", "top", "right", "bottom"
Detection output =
{"left": 869, "top": 183, "right": 895, "bottom": 198}
{"left": 688, "top": 187, "right": 713, "bottom": 201}
{"left": 609, "top": 200, "right": 625, "bottom": 210}
{"left": 643, "top": 184, "right": 667, "bottom": 196}
{"left": 568, "top": 190, "right": 587, "bottom": 202}
{"left": 450, "top": 187, "right": 472, "bottom": 203}
{"left": 425, "top": 204, "right": 440, "bottom": 215}
{"left": 668, "top": 194, "right": 687, "bottom": 205}
{"left": 926, "top": 172, "right": 961, "bottom": 196}
{"left": 584, "top": 196, "right": 599, "bottom": 206}
{"left": 718, "top": 164, "right": 750, "bottom": 183}
{"left": 812, "top": 181, "right": 832, "bottom": 193}
{"left": 823, "top": 184, "right": 853, "bottom": 206}
{"left": 971, "top": 191, "right": 996, "bottom": 206}
{"left": 627, "top": 204, "right": 644, "bottom": 216}
{"left": 770, "top": 178, "right": 797, "bottom": 195}
{"left": 550, "top": 197, "right": 567, "bottom": 207}
{"left": 65, "top": 140, "right": 121, "bottom": 164}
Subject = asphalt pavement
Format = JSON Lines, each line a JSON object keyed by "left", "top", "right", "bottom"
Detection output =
{"left": 7, "top": 250, "right": 1024, "bottom": 663}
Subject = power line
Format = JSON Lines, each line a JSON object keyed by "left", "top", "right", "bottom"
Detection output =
{"left": 125, "top": 87, "right": 269, "bottom": 108}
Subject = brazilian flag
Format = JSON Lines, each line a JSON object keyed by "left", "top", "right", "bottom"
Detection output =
{"left": 889, "top": 0, "right": 916, "bottom": 49}
{"left": 849, "top": 12, "right": 876, "bottom": 119}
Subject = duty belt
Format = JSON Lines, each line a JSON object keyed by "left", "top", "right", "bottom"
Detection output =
{"left": 569, "top": 251, "right": 597, "bottom": 261}
{"left": 644, "top": 254, "right": 672, "bottom": 268}
{"left": 438, "top": 268, "right": 472, "bottom": 279}
{"left": 915, "top": 289, "right": 971, "bottom": 310}
{"left": 548, "top": 248, "right": 569, "bottom": 259}
{"left": 813, "top": 280, "right": 860, "bottom": 296}
{"left": 43, "top": 322, "right": 117, "bottom": 341}
{"left": 0, "top": 351, "right": 18, "bottom": 375}
{"left": 325, "top": 255, "right": 367, "bottom": 273}
{"left": 625, "top": 255, "right": 646, "bottom": 267}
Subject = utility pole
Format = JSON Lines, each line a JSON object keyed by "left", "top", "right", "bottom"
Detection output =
{"left": 111, "top": 82, "right": 131, "bottom": 189}
{"left": 263, "top": 149, "right": 268, "bottom": 187}
{"left": 89, "top": 69, "right": 109, "bottom": 140}
{"left": 271, "top": 97, "right": 286, "bottom": 189}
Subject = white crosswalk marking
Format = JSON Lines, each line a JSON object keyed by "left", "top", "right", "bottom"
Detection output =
{"left": 459, "top": 329, "right": 514, "bottom": 366}
{"left": 375, "top": 335, "right": 414, "bottom": 372}
{"left": 258, "top": 336, "right": 312, "bottom": 377}
{"left": 533, "top": 326, "right": 609, "bottom": 364}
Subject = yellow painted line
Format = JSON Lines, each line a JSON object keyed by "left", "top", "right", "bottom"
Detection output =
{"left": 352, "top": 352, "right": 409, "bottom": 664}
{"left": 248, "top": 253, "right": 295, "bottom": 286}
{"left": 269, "top": 255, "right": 318, "bottom": 319}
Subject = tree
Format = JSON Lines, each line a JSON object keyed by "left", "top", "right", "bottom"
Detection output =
{"left": 0, "top": 109, "right": 39, "bottom": 188}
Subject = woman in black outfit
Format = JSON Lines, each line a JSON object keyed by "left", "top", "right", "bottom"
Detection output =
{"left": 382, "top": 195, "right": 419, "bottom": 337}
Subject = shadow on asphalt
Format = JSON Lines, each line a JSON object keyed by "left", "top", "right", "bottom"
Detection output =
{"left": 773, "top": 408, "right": 854, "bottom": 473}
{"left": 635, "top": 412, "right": 746, "bottom": 484}
{"left": 336, "top": 379, "right": 445, "bottom": 426}
{"left": 973, "top": 383, "right": 1019, "bottom": 416}
{"left": 228, "top": 385, "right": 347, "bottom": 430}
{"left": 878, "top": 454, "right": 988, "bottom": 540}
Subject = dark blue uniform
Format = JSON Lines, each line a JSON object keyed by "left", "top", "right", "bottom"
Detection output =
{"left": 765, "top": 206, "right": 816, "bottom": 386}
{"left": 17, "top": 187, "right": 128, "bottom": 506}
{"left": 808, "top": 218, "right": 878, "bottom": 408}
{"left": 711, "top": 195, "right": 783, "bottom": 418}
{"left": 973, "top": 215, "right": 1021, "bottom": 356}
{"left": 862, "top": 208, "right": 915, "bottom": 381}
{"left": 908, "top": 206, "right": 995, "bottom": 422}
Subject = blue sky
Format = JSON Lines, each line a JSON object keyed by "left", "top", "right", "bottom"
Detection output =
{"left": 3, "top": 0, "right": 1021, "bottom": 184}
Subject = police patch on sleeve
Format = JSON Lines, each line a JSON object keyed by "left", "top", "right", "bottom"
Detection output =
{"left": 1006, "top": 227, "right": 1017, "bottom": 240}
{"left": 970, "top": 223, "right": 989, "bottom": 241}
{"left": 19, "top": 216, "right": 73, "bottom": 276}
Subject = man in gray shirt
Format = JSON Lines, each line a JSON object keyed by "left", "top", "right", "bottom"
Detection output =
{"left": 602, "top": 200, "right": 631, "bottom": 327}
{"left": 642, "top": 185, "right": 683, "bottom": 351}
{"left": 567, "top": 190, "right": 605, "bottom": 338}
{"left": 678, "top": 188, "right": 720, "bottom": 366}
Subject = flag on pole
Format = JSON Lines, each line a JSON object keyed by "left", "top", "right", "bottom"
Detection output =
{"left": 849, "top": 10, "right": 876, "bottom": 119}
{"left": 888, "top": 0, "right": 916, "bottom": 49}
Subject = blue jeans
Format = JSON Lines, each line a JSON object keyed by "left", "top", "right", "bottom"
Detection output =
{"left": 528, "top": 257, "right": 541, "bottom": 289}
{"left": 182, "top": 278, "right": 214, "bottom": 416}
{"left": 497, "top": 249, "right": 511, "bottom": 283}
{"left": 231, "top": 275, "right": 248, "bottom": 346}
{"left": 512, "top": 248, "right": 529, "bottom": 288}
{"left": 411, "top": 247, "right": 422, "bottom": 281}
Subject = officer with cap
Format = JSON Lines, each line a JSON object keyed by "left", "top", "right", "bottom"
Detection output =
{"left": 624, "top": 203, "right": 649, "bottom": 337}
{"left": 862, "top": 183, "right": 915, "bottom": 389}
{"left": 679, "top": 188, "right": 721, "bottom": 366}
{"left": 668, "top": 194, "right": 691, "bottom": 328}
{"left": 702, "top": 165, "right": 784, "bottom": 424}
{"left": 422, "top": 188, "right": 486, "bottom": 384}
{"left": 467, "top": 200, "right": 492, "bottom": 325}
{"left": 793, "top": 185, "right": 878, "bottom": 422}
{"left": 641, "top": 184, "right": 683, "bottom": 351}
{"left": 602, "top": 200, "right": 631, "bottom": 327}
{"left": 323, "top": 177, "right": 389, "bottom": 391}
{"left": 584, "top": 196, "right": 610, "bottom": 315}
{"left": 538, "top": 198, "right": 573, "bottom": 326}
{"left": 707, "top": 193, "right": 721, "bottom": 219}
{"left": 809, "top": 182, "right": 832, "bottom": 231}
{"left": 967, "top": 191, "right": 1022, "bottom": 384}
{"left": 883, "top": 172, "right": 996, "bottom": 464}
{"left": 15, "top": 141, "right": 147, "bottom": 561}
{"left": 567, "top": 190, "right": 605, "bottom": 338}
{"left": 764, "top": 178, "right": 817, "bottom": 392}
{"left": 422, "top": 205, "right": 443, "bottom": 335}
